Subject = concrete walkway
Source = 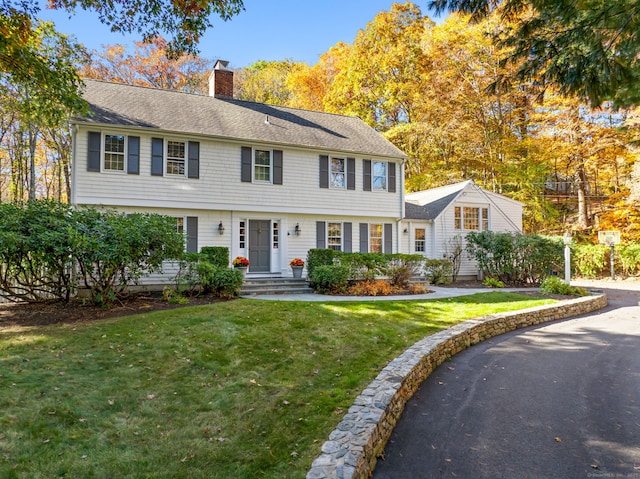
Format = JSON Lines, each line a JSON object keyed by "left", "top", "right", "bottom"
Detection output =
{"left": 243, "top": 285, "right": 535, "bottom": 301}
{"left": 243, "top": 278, "right": 640, "bottom": 301}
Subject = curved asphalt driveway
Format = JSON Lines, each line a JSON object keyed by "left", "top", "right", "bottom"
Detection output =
{"left": 373, "top": 281, "right": 640, "bottom": 479}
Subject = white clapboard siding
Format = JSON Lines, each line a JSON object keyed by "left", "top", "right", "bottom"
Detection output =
{"left": 401, "top": 181, "right": 523, "bottom": 279}
{"left": 73, "top": 128, "right": 403, "bottom": 219}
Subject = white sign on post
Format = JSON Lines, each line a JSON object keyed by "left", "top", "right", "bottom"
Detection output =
{"left": 598, "top": 230, "right": 621, "bottom": 280}
{"left": 598, "top": 230, "right": 621, "bottom": 246}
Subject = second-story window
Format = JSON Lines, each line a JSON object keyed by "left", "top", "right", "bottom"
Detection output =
{"left": 372, "top": 161, "right": 387, "bottom": 191}
{"left": 330, "top": 158, "right": 346, "bottom": 188}
{"left": 254, "top": 149, "right": 272, "bottom": 182}
{"left": 241, "top": 146, "right": 282, "bottom": 185}
{"left": 104, "top": 134, "right": 125, "bottom": 172}
{"left": 166, "top": 140, "right": 186, "bottom": 176}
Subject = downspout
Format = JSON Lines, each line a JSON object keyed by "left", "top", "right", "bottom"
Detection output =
{"left": 397, "top": 158, "right": 406, "bottom": 253}
{"left": 70, "top": 123, "right": 78, "bottom": 207}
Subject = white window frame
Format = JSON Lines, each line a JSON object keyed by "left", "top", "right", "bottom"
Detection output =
{"left": 330, "top": 157, "right": 346, "bottom": 189}
{"left": 414, "top": 228, "right": 426, "bottom": 252}
{"left": 254, "top": 149, "right": 272, "bottom": 183}
{"left": 454, "top": 206, "right": 489, "bottom": 231}
{"left": 463, "top": 207, "right": 479, "bottom": 230}
{"left": 103, "top": 132, "right": 126, "bottom": 173}
{"left": 327, "top": 222, "right": 343, "bottom": 251}
{"left": 272, "top": 221, "right": 279, "bottom": 249}
{"left": 369, "top": 223, "right": 383, "bottom": 253}
{"left": 372, "top": 161, "right": 387, "bottom": 192}
{"left": 166, "top": 139, "right": 186, "bottom": 176}
{"left": 175, "top": 216, "right": 188, "bottom": 251}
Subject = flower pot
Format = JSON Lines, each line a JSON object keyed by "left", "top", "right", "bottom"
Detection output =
{"left": 235, "top": 266, "right": 248, "bottom": 278}
{"left": 291, "top": 265, "right": 303, "bottom": 279}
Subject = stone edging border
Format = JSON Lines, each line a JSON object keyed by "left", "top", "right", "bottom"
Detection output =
{"left": 306, "top": 293, "right": 608, "bottom": 479}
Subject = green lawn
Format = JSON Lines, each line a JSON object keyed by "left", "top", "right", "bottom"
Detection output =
{"left": 0, "top": 292, "right": 554, "bottom": 478}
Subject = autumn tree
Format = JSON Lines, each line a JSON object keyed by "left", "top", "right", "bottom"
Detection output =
{"left": 285, "top": 43, "right": 352, "bottom": 112}
{"left": 82, "top": 37, "right": 213, "bottom": 94}
{"left": 324, "top": 2, "right": 432, "bottom": 130}
{"left": 0, "top": 21, "right": 85, "bottom": 202}
{"left": 530, "top": 94, "right": 636, "bottom": 229}
{"left": 235, "top": 60, "right": 300, "bottom": 105}
{"left": 0, "top": 3, "right": 86, "bottom": 116}
{"left": 430, "top": 0, "right": 640, "bottom": 108}
{"left": 1, "top": 0, "right": 243, "bottom": 128}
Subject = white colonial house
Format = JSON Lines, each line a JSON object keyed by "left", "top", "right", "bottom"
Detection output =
{"left": 71, "top": 62, "right": 524, "bottom": 282}
{"left": 401, "top": 180, "right": 524, "bottom": 279}
{"left": 71, "top": 61, "right": 407, "bottom": 279}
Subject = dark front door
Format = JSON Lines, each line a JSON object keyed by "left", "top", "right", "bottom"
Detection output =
{"left": 249, "top": 220, "right": 271, "bottom": 272}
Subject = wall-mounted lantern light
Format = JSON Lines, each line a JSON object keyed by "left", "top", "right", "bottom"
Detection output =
{"left": 294, "top": 223, "right": 301, "bottom": 236}
{"left": 218, "top": 221, "right": 225, "bottom": 235}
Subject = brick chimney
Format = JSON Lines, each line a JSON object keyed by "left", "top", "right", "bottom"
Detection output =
{"left": 209, "top": 60, "right": 234, "bottom": 99}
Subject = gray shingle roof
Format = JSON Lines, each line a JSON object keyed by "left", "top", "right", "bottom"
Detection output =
{"left": 404, "top": 181, "right": 470, "bottom": 220}
{"left": 74, "top": 79, "right": 406, "bottom": 159}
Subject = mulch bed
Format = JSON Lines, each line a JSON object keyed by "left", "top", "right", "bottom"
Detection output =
{"left": 0, "top": 293, "right": 223, "bottom": 329}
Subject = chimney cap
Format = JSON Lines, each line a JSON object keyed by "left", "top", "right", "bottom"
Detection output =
{"left": 214, "top": 60, "right": 230, "bottom": 70}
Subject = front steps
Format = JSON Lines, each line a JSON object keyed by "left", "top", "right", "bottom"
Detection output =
{"left": 240, "top": 277, "right": 313, "bottom": 296}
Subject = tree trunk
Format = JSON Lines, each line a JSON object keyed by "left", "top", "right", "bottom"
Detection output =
{"left": 575, "top": 164, "right": 589, "bottom": 229}
{"left": 28, "top": 126, "right": 38, "bottom": 201}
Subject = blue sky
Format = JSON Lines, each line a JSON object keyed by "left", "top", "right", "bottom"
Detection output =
{"left": 39, "top": 1, "right": 443, "bottom": 69}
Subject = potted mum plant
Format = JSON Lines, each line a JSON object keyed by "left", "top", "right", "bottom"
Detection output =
{"left": 290, "top": 258, "right": 305, "bottom": 279}
{"left": 232, "top": 256, "right": 250, "bottom": 276}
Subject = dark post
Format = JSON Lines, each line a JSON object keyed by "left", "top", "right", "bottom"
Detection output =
{"left": 610, "top": 244, "right": 615, "bottom": 280}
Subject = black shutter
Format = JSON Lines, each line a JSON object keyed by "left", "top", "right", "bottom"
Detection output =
{"left": 151, "top": 138, "right": 164, "bottom": 176}
{"left": 359, "top": 223, "right": 369, "bottom": 253}
{"left": 384, "top": 223, "right": 393, "bottom": 253}
{"left": 343, "top": 222, "right": 352, "bottom": 252}
{"left": 186, "top": 217, "right": 198, "bottom": 253}
{"left": 347, "top": 158, "right": 355, "bottom": 190}
{"left": 273, "top": 150, "right": 283, "bottom": 185}
{"left": 319, "top": 155, "right": 329, "bottom": 188}
{"left": 187, "top": 141, "right": 200, "bottom": 179}
{"left": 241, "top": 146, "right": 252, "bottom": 182}
{"left": 127, "top": 136, "right": 140, "bottom": 175}
{"left": 363, "top": 159, "right": 371, "bottom": 191}
{"left": 388, "top": 162, "right": 396, "bottom": 193}
{"left": 87, "top": 131, "right": 101, "bottom": 172}
{"left": 316, "top": 221, "right": 326, "bottom": 248}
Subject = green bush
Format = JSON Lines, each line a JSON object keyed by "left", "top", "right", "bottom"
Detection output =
{"left": 196, "top": 265, "right": 243, "bottom": 298}
{"left": 72, "top": 208, "right": 184, "bottom": 305}
{"left": 306, "top": 249, "right": 336, "bottom": 281}
{"left": 199, "top": 246, "right": 229, "bottom": 268}
{"left": 0, "top": 201, "right": 76, "bottom": 302}
{"left": 384, "top": 254, "right": 424, "bottom": 287}
{"left": 540, "top": 275, "right": 588, "bottom": 296}
{"left": 573, "top": 244, "right": 608, "bottom": 278}
{"left": 619, "top": 244, "right": 640, "bottom": 277}
{"left": 171, "top": 254, "right": 201, "bottom": 297}
{"left": 483, "top": 277, "right": 505, "bottom": 288}
{"left": 424, "top": 259, "right": 453, "bottom": 285}
{"left": 336, "top": 253, "right": 386, "bottom": 281}
{"left": 0, "top": 202, "right": 184, "bottom": 305}
{"left": 465, "top": 231, "right": 562, "bottom": 285}
{"left": 308, "top": 265, "right": 350, "bottom": 294}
